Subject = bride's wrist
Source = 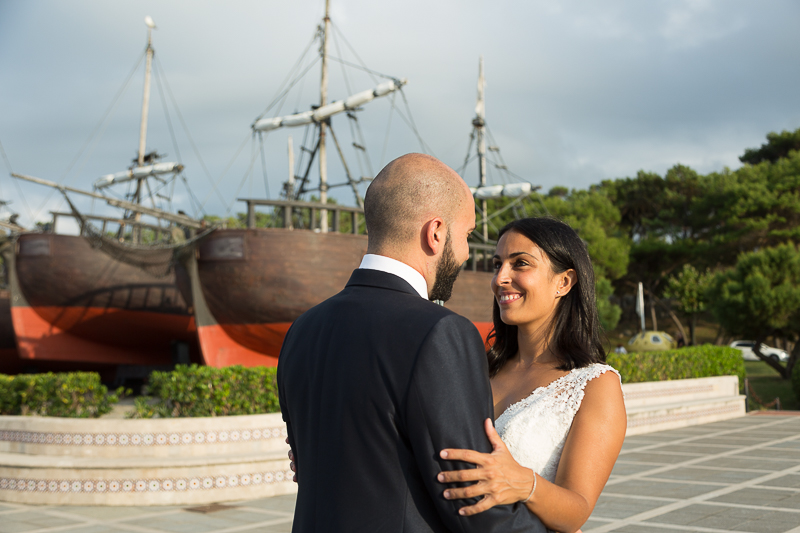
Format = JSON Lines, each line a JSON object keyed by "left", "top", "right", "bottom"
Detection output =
{"left": 523, "top": 470, "right": 537, "bottom": 503}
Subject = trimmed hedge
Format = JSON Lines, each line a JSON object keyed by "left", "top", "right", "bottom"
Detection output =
{"left": 132, "top": 364, "right": 279, "bottom": 418}
{"left": 0, "top": 372, "right": 123, "bottom": 418}
{"left": 607, "top": 344, "right": 746, "bottom": 389}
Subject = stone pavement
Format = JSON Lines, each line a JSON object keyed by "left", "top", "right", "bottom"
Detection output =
{"left": 2, "top": 414, "right": 800, "bottom": 533}
{"left": 587, "top": 413, "right": 800, "bottom": 532}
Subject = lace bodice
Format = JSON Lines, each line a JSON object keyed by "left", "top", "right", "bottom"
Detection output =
{"left": 497, "top": 363, "right": 621, "bottom": 488}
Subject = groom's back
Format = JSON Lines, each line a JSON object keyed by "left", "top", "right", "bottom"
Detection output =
{"left": 278, "top": 273, "right": 458, "bottom": 532}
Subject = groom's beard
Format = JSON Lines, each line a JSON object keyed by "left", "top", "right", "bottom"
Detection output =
{"left": 429, "top": 232, "right": 461, "bottom": 302}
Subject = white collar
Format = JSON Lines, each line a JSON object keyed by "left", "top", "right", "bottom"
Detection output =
{"left": 358, "top": 254, "right": 429, "bottom": 300}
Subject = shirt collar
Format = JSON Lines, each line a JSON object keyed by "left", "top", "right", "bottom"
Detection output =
{"left": 358, "top": 254, "right": 429, "bottom": 300}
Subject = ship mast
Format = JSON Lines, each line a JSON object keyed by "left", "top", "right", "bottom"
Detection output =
{"left": 318, "top": 0, "right": 331, "bottom": 233}
{"left": 474, "top": 56, "right": 488, "bottom": 242}
{"left": 132, "top": 16, "right": 156, "bottom": 242}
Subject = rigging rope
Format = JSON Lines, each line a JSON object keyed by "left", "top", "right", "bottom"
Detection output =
{"left": 199, "top": 131, "right": 250, "bottom": 209}
{"left": 254, "top": 29, "right": 320, "bottom": 123}
{"left": 330, "top": 25, "right": 381, "bottom": 85}
{"left": 258, "top": 132, "right": 270, "bottom": 199}
{"left": 0, "top": 137, "right": 36, "bottom": 225}
{"left": 457, "top": 133, "right": 476, "bottom": 175}
{"left": 155, "top": 56, "right": 226, "bottom": 212}
{"left": 397, "top": 90, "right": 436, "bottom": 157}
{"left": 153, "top": 61, "right": 182, "bottom": 164}
{"left": 225, "top": 134, "right": 261, "bottom": 217}
{"left": 380, "top": 93, "right": 397, "bottom": 168}
{"left": 31, "top": 50, "right": 146, "bottom": 224}
{"left": 331, "top": 25, "right": 354, "bottom": 97}
{"left": 181, "top": 175, "right": 205, "bottom": 219}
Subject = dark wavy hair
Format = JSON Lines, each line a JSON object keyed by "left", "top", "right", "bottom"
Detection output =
{"left": 486, "top": 217, "right": 606, "bottom": 377}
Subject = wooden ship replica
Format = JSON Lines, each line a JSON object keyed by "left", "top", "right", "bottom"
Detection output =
{"left": 5, "top": 8, "right": 540, "bottom": 371}
{"left": 181, "top": 5, "right": 537, "bottom": 367}
{"left": 8, "top": 17, "right": 203, "bottom": 368}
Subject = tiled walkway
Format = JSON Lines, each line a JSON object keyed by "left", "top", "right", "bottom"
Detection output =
{"left": 588, "top": 413, "right": 800, "bottom": 532}
{"left": 2, "top": 414, "right": 799, "bottom": 532}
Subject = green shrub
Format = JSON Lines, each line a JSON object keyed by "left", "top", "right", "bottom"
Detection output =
{"left": 131, "top": 364, "right": 279, "bottom": 418}
{"left": 607, "top": 344, "right": 746, "bottom": 390}
{"left": 0, "top": 372, "right": 123, "bottom": 418}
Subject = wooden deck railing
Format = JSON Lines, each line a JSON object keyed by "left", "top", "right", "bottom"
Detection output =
{"left": 238, "top": 198, "right": 496, "bottom": 271}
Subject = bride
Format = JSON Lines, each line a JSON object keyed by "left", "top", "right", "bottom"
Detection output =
{"left": 437, "top": 217, "right": 627, "bottom": 533}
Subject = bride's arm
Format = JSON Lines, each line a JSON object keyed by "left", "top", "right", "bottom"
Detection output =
{"left": 438, "top": 371, "right": 626, "bottom": 533}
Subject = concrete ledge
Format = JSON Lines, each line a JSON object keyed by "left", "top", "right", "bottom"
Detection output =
{"left": 0, "top": 413, "right": 296, "bottom": 505}
{"left": 622, "top": 376, "right": 746, "bottom": 436}
{"left": 0, "top": 376, "right": 747, "bottom": 504}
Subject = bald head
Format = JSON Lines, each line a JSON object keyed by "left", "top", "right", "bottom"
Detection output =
{"left": 364, "top": 153, "right": 473, "bottom": 254}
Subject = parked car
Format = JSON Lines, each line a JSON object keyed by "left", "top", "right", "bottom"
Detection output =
{"left": 627, "top": 331, "right": 677, "bottom": 352}
{"left": 729, "top": 340, "right": 789, "bottom": 363}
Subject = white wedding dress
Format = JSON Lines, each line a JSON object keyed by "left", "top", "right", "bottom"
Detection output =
{"left": 495, "top": 363, "right": 621, "bottom": 532}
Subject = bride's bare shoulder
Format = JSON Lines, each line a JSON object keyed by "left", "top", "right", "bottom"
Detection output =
{"left": 579, "top": 367, "right": 625, "bottom": 419}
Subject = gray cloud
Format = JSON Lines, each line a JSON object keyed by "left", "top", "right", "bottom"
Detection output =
{"left": 2, "top": 0, "right": 800, "bottom": 228}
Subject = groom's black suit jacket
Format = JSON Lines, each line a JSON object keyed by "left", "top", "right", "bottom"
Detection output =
{"left": 277, "top": 268, "right": 539, "bottom": 532}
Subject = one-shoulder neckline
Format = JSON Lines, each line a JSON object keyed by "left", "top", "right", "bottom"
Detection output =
{"left": 496, "top": 368, "right": 577, "bottom": 421}
{"left": 495, "top": 363, "right": 615, "bottom": 422}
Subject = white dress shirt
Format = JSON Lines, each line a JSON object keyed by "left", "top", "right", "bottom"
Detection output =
{"left": 358, "top": 254, "right": 429, "bottom": 300}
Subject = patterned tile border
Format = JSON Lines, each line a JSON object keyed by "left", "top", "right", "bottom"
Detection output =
{"left": 624, "top": 384, "right": 715, "bottom": 401}
{"left": 627, "top": 403, "right": 743, "bottom": 428}
{"left": 0, "top": 426, "right": 287, "bottom": 447}
{"left": 0, "top": 469, "right": 294, "bottom": 494}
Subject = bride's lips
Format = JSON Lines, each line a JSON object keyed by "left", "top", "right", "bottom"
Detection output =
{"left": 497, "top": 292, "right": 522, "bottom": 305}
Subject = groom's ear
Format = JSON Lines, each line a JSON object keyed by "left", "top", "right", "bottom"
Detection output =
{"left": 421, "top": 217, "right": 446, "bottom": 256}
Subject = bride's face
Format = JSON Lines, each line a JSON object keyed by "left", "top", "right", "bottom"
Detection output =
{"left": 491, "top": 230, "right": 566, "bottom": 329}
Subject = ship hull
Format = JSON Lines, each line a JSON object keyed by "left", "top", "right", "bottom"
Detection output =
{"left": 187, "top": 228, "right": 494, "bottom": 367}
{"left": 9, "top": 233, "right": 198, "bottom": 365}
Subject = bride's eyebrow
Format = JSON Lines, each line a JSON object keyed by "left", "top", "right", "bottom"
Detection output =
{"left": 493, "top": 252, "right": 538, "bottom": 261}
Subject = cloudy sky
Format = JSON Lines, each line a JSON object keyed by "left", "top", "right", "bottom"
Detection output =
{"left": 1, "top": 0, "right": 799, "bottom": 229}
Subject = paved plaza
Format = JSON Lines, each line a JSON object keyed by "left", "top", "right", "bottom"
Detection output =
{"left": 2, "top": 413, "right": 800, "bottom": 532}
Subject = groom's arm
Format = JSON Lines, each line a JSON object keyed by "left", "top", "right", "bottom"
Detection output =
{"left": 404, "top": 314, "right": 540, "bottom": 532}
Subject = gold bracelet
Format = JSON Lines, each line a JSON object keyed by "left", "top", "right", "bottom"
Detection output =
{"left": 525, "top": 471, "right": 537, "bottom": 502}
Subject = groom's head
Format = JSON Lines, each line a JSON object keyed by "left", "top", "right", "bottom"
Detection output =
{"left": 364, "top": 153, "right": 475, "bottom": 301}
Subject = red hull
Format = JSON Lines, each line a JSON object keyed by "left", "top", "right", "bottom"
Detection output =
{"left": 9, "top": 233, "right": 199, "bottom": 365}
{"left": 12, "top": 306, "right": 197, "bottom": 365}
{"left": 185, "top": 229, "right": 495, "bottom": 367}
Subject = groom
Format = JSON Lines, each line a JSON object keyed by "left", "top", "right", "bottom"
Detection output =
{"left": 277, "top": 153, "right": 538, "bottom": 531}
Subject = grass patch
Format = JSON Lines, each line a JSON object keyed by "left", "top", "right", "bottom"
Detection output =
{"left": 744, "top": 361, "right": 798, "bottom": 411}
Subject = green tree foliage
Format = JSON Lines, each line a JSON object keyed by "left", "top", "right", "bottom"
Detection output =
{"left": 664, "top": 264, "right": 713, "bottom": 345}
{"left": 543, "top": 189, "right": 630, "bottom": 331}
{"left": 740, "top": 128, "right": 800, "bottom": 165}
{"left": 481, "top": 190, "right": 630, "bottom": 331}
{"left": 203, "top": 214, "right": 242, "bottom": 228}
{"left": 602, "top": 152, "right": 800, "bottom": 299}
{"left": 707, "top": 243, "right": 800, "bottom": 378}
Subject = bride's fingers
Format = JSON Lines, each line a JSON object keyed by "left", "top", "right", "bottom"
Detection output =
{"left": 456, "top": 494, "right": 497, "bottom": 516}
{"left": 483, "top": 418, "right": 506, "bottom": 451}
{"left": 443, "top": 482, "right": 487, "bottom": 500}
{"left": 437, "top": 468, "right": 484, "bottom": 484}
{"left": 440, "top": 448, "right": 488, "bottom": 465}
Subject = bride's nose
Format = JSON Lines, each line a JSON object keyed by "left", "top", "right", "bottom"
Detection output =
{"left": 493, "top": 263, "right": 512, "bottom": 285}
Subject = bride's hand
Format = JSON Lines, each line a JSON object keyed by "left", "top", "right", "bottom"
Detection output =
{"left": 437, "top": 418, "right": 535, "bottom": 516}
